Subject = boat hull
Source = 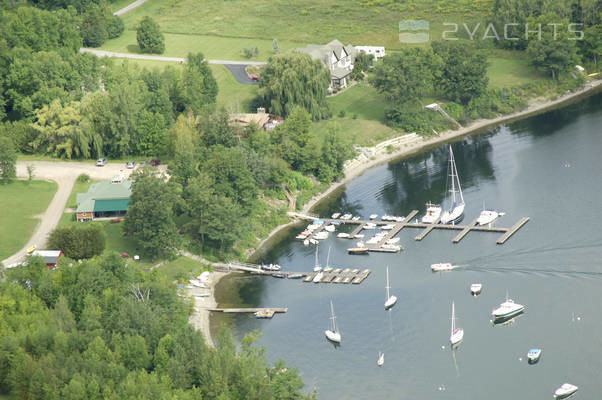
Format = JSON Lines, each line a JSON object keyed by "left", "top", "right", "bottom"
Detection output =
{"left": 385, "top": 295, "right": 397, "bottom": 310}
{"left": 440, "top": 204, "right": 465, "bottom": 225}
{"left": 554, "top": 384, "right": 578, "bottom": 399}
{"left": 450, "top": 329, "right": 464, "bottom": 347}
{"left": 325, "top": 330, "right": 341, "bottom": 343}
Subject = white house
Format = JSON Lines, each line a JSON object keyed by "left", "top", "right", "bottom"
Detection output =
{"left": 354, "top": 46, "right": 386, "bottom": 60}
{"left": 297, "top": 39, "right": 356, "bottom": 89}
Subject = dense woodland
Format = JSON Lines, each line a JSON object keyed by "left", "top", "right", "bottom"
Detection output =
{"left": 0, "top": 254, "right": 314, "bottom": 399}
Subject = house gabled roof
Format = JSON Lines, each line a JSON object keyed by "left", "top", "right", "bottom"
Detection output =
{"left": 297, "top": 39, "right": 356, "bottom": 67}
{"left": 76, "top": 179, "right": 132, "bottom": 213}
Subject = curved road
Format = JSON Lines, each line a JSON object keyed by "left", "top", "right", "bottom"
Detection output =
{"left": 2, "top": 162, "right": 139, "bottom": 267}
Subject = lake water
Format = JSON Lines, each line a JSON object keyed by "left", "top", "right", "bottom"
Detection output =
{"left": 215, "top": 91, "right": 602, "bottom": 399}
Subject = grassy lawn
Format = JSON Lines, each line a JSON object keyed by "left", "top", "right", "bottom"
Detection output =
{"left": 158, "top": 256, "right": 210, "bottom": 283}
{"left": 314, "top": 117, "right": 399, "bottom": 147}
{"left": 0, "top": 180, "right": 57, "bottom": 260}
{"left": 104, "top": 0, "right": 492, "bottom": 59}
{"left": 110, "top": 0, "right": 135, "bottom": 13}
{"left": 328, "top": 84, "right": 388, "bottom": 121}
{"left": 488, "top": 57, "right": 547, "bottom": 88}
{"left": 209, "top": 65, "right": 258, "bottom": 111}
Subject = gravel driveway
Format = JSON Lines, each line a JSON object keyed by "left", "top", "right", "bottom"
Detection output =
{"left": 2, "top": 161, "right": 141, "bottom": 267}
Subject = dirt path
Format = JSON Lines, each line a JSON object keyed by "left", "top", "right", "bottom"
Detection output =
{"left": 2, "top": 161, "right": 137, "bottom": 267}
{"left": 113, "top": 0, "right": 147, "bottom": 16}
{"left": 80, "top": 48, "right": 267, "bottom": 65}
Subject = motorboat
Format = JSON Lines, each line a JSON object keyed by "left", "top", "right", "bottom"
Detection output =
{"left": 381, "top": 215, "right": 392, "bottom": 221}
{"left": 331, "top": 212, "right": 341, "bottom": 219}
{"left": 296, "top": 232, "right": 309, "bottom": 239}
{"left": 450, "top": 302, "right": 464, "bottom": 348}
{"left": 313, "top": 271, "right": 324, "bottom": 283}
{"left": 421, "top": 202, "right": 442, "bottom": 224}
{"left": 272, "top": 273, "right": 286, "bottom": 278}
{"left": 262, "top": 264, "right": 281, "bottom": 271}
{"left": 384, "top": 266, "right": 397, "bottom": 310}
{"left": 255, "top": 309, "right": 275, "bottom": 319}
{"left": 492, "top": 295, "right": 525, "bottom": 321}
{"left": 381, "top": 244, "right": 401, "bottom": 252}
{"left": 353, "top": 234, "right": 364, "bottom": 238}
{"left": 364, "top": 223, "right": 377, "bottom": 230}
{"left": 309, "top": 238, "right": 318, "bottom": 245}
{"left": 392, "top": 216, "right": 405, "bottom": 222}
{"left": 431, "top": 263, "right": 456, "bottom": 272}
{"left": 341, "top": 213, "right": 352, "bottom": 220}
{"left": 527, "top": 348, "right": 541, "bottom": 364}
{"left": 325, "top": 300, "right": 341, "bottom": 343}
{"left": 303, "top": 239, "right": 309, "bottom": 246}
{"left": 352, "top": 216, "right": 361, "bottom": 221}
{"left": 377, "top": 351, "right": 384, "bottom": 367}
{"left": 381, "top": 224, "right": 396, "bottom": 230}
{"left": 314, "top": 231, "right": 329, "bottom": 240}
{"left": 477, "top": 209, "right": 500, "bottom": 225}
{"left": 348, "top": 247, "right": 369, "bottom": 255}
{"left": 370, "top": 214, "right": 378, "bottom": 220}
{"left": 337, "top": 232, "right": 350, "bottom": 238}
{"left": 554, "top": 383, "right": 578, "bottom": 399}
{"left": 288, "top": 273, "right": 304, "bottom": 279}
{"left": 324, "top": 224, "right": 335, "bottom": 232}
{"left": 470, "top": 283, "right": 483, "bottom": 296}
{"left": 440, "top": 146, "right": 465, "bottom": 225}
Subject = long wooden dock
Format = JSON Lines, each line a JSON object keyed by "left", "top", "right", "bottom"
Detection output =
{"left": 294, "top": 210, "right": 529, "bottom": 245}
{"left": 209, "top": 307, "right": 288, "bottom": 313}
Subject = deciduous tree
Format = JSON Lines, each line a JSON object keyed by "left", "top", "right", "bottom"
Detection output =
{"left": 136, "top": 16, "right": 165, "bottom": 54}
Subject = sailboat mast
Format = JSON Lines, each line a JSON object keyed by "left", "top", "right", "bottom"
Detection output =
{"left": 451, "top": 302, "right": 455, "bottom": 335}
{"left": 314, "top": 244, "right": 319, "bottom": 269}
{"left": 449, "top": 146, "right": 457, "bottom": 206}
{"left": 326, "top": 246, "right": 331, "bottom": 268}
{"left": 330, "top": 300, "right": 337, "bottom": 332}
{"left": 385, "top": 267, "right": 390, "bottom": 300}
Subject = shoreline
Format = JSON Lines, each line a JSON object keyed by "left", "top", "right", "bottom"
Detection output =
{"left": 188, "top": 270, "right": 228, "bottom": 348}
{"left": 205, "top": 78, "right": 601, "bottom": 346}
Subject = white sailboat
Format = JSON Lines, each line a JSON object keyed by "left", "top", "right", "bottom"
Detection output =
{"left": 313, "top": 245, "right": 322, "bottom": 272}
{"left": 325, "top": 300, "right": 341, "bottom": 343}
{"left": 384, "top": 266, "right": 398, "bottom": 310}
{"left": 450, "top": 301, "right": 464, "bottom": 347}
{"left": 324, "top": 246, "right": 333, "bottom": 272}
{"left": 440, "top": 146, "right": 465, "bottom": 225}
{"left": 377, "top": 351, "right": 384, "bottom": 366}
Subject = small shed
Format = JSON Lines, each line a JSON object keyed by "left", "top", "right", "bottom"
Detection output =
{"left": 32, "top": 250, "right": 63, "bottom": 268}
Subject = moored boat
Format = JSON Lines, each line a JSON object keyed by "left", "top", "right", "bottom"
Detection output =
{"left": 370, "top": 214, "right": 378, "bottom": 220}
{"left": 384, "top": 266, "right": 397, "bottom": 310}
{"left": 492, "top": 295, "right": 525, "bottom": 321}
{"left": 331, "top": 212, "right": 341, "bottom": 219}
{"left": 440, "top": 146, "right": 465, "bottom": 225}
{"left": 477, "top": 209, "right": 500, "bottom": 225}
{"left": 348, "top": 247, "right": 369, "bottom": 255}
{"left": 255, "top": 309, "right": 275, "bottom": 319}
{"left": 341, "top": 213, "right": 352, "bottom": 220}
{"left": 527, "top": 348, "right": 541, "bottom": 364}
{"left": 313, "top": 271, "right": 324, "bottom": 283}
{"left": 422, "top": 202, "right": 442, "bottom": 224}
{"left": 325, "top": 300, "right": 341, "bottom": 343}
{"left": 377, "top": 351, "right": 384, "bottom": 366}
{"left": 337, "top": 232, "right": 350, "bottom": 238}
{"left": 450, "top": 301, "right": 464, "bottom": 348}
{"left": 324, "top": 224, "right": 335, "bottom": 232}
{"left": 470, "top": 283, "right": 483, "bottom": 296}
{"left": 554, "top": 383, "right": 578, "bottom": 399}
{"left": 288, "top": 273, "right": 304, "bottom": 279}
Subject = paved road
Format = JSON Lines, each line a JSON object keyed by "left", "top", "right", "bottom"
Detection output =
{"left": 2, "top": 161, "right": 137, "bottom": 267}
{"left": 80, "top": 48, "right": 267, "bottom": 66}
{"left": 224, "top": 64, "right": 258, "bottom": 85}
{"left": 113, "top": 0, "right": 147, "bottom": 15}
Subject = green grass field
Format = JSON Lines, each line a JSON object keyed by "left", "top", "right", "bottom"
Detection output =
{"left": 0, "top": 180, "right": 57, "bottom": 261}
{"left": 158, "top": 256, "right": 210, "bottom": 283}
{"left": 487, "top": 56, "right": 546, "bottom": 88}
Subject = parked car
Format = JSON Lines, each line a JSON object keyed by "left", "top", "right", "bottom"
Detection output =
{"left": 126, "top": 161, "right": 136, "bottom": 169}
{"left": 150, "top": 159, "right": 160, "bottom": 167}
{"left": 96, "top": 158, "right": 106, "bottom": 166}
{"left": 250, "top": 74, "right": 259, "bottom": 81}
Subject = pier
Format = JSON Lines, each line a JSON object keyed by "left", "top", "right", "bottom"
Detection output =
{"left": 294, "top": 210, "right": 529, "bottom": 246}
{"left": 226, "top": 263, "right": 372, "bottom": 285}
{"left": 209, "top": 307, "right": 288, "bottom": 313}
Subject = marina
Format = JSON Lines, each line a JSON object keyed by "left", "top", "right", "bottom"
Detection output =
{"left": 293, "top": 209, "right": 529, "bottom": 248}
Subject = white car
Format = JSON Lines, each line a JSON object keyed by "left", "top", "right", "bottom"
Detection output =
{"left": 96, "top": 158, "right": 106, "bottom": 166}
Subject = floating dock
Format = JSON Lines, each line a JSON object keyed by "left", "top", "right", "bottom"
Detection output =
{"left": 294, "top": 210, "right": 529, "bottom": 245}
{"left": 208, "top": 307, "right": 288, "bottom": 313}
{"left": 226, "top": 263, "right": 372, "bottom": 285}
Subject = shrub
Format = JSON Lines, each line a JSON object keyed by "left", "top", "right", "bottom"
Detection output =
{"left": 77, "top": 173, "right": 90, "bottom": 183}
{"left": 338, "top": 109, "right": 346, "bottom": 118}
{"left": 106, "top": 15, "right": 125, "bottom": 39}
{"left": 48, "top": 224, "right": 106, "bottom": 259}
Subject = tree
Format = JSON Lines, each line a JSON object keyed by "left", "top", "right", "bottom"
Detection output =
{"left": 526, "top": 14, "right": 581, "bottom": 78}
{"left": 316, "top": 123, "right": 354, "bottom": 183}
{"left": 133, "top": 110, "right": 167, "bottom": 156}
{"left": 122, "top": 168, "right": 181, "bottom": 258}
{"left": 0, "top": 137, "right": 17, "bottom": 181}
{"left": 370, "top": 48, "right": 441, "bottom": 105}
{"left": 259, "top": 52, "right": 332, "bottom": 120}
{"left": 350, "top": 52, "right": 374, "bottom": 81}
{"left": 181, "top": 52, "right": 218, "bottom": 112}
{"left": 106, "top": 15, "right": 125, "bottom": 39}
{"left": 432, "top": 40, "right": 489, "bottom": 104}
{"left": 48, "top": 224, "right": 106, "bottom": 259}
{"left": 136, "top": 16, "right": 165, "bottom": 54}
{"left": 81, "top": 5, "right": 108, "bottom": 47}
{"left": 272, "top": 38, "right": 280, "bottom": 54}
{"left": 581, "top": 24, "right": 602, "bottom": 67}
{"left": 26, "top": 164, "right": 35, "bottom": 181}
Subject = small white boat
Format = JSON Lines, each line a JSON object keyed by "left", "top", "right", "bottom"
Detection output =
{"left": 492, "top": 294, "right": 525, "bottom": 321}
{"left": 477, "top": 209, "right": 500, "bottom": 225}
{"left": 393, "top": 216, "right": 405, "bottom": 222}
{"left": 331, "top": 212, "right": 341, "bottom": 219}
{"left": 353, "top": 234, "right": 365, "bottom": 238}
{"left": 288, "top": 273, "right": 304, "bottom": 279}
{"left": 554, "top": 383, "right": 578, "bottom": 399}
{"left": 325, "top": 300, "right": 341, "bottom": 343}
{"left": 341, "top": 213, "right": 352, "bottom": 220}
{"left": 348, "top": 247, "right": 369, "bottom": 255}
{"left": 527, "top": 348, "right": 541, "bottom": 364}
{"left": 386, "top": 238, "right": 400, "bottom": 244}
{"left": 470, "top": 283, "right": 482, "bottom": 295}
{"left": 422, "top": 202, "right": 442, "bottom": 224}
{"left": 364, "top": 223, "right": 377, "bottom": 230}
{"left": 303, "top": 239, "right": 309, "bottom": 246}
{"left": 313, "top": 271, "right": 324, "bottom": 283}
{"left": 377, "top": 351, "right": 384, "bottom": 367}
{"left": 384, "top": 266, "right": 397, "bottom": 310}
{"left": 381, "top": 215, "right": 393, "bottom": 221}
{"left": 314, "top": 231, "right": 329, "bottom": 240}
{"left": 370, "top": 214, "right": 378, "bottom": 220}
{"left": 296, "top": 233, "right": 309, "bottom": 239}
{"left": 352, "top": 216, "right": 361, "bottom": 221}
{"left": 431, "top": 263, "right": 456, "bottom": 272}
{"left": 381, "top": 224, "right": 396, "bottom": 230}
{"left": 309, "top": 238, "right": 318, "bottom": 245}
{"left": 337, "top": 232, "right": 350, "bottom": 238}
{"left": 381, "top": 244, "right": 401, "bottom": 252}
{"left": 324, "top": 224, "right": 335, "bottom": 232}
{"left": 450, "top": 301, "right": 464, "bottom": 347}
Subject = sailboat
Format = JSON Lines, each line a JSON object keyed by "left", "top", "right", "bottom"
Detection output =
{"left": 377, "top": 351, "right": 384, "bottom": 367}
{"left": 440, "top": 146, "right": 465, "bottom": 224}
{"left": 384, "top": 266, "right": 397, "bottom": 310}
{"left": 450, "top": 301, "right": 464, "bottom": 347}
{"left": 313, "top": 245, "right": 322, "bottom": 272}
{"left": 325, "top": 300, "right": 341, "bottom": 343}
{"left": 323, "top": 246, "right": 333, "bottom": 272}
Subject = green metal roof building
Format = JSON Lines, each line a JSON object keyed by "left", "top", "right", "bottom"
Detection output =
{"left": 76, "top": 178, "right": 132, "bottom": 221}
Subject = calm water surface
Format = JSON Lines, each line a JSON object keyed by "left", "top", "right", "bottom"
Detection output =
{"left": 215, "top": 92, "right": 602, "bottom": 399}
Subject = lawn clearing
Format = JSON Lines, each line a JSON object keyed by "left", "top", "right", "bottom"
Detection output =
{"left": 209, "top": 65, "right": 258, "bottom": 111}
{"left": 0, "top": 180, "right": 57, "bottom": 260}
{"left": 488, "top": 57, "right": 547, "bottom": 88}
{"left": 158, "top": 256, "right": 210, "bottom": 283}
{"left": 313, "top": 117, "right": 399, "bottom": 147}
{"left": 328, "top": 84, "right": 388, "bottom": 122}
